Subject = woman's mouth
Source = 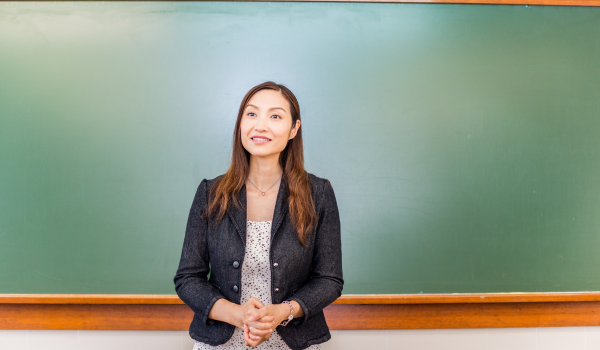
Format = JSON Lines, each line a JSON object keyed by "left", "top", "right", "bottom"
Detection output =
{"left": 251, "top": 137, "right": 271, "bottom": 144}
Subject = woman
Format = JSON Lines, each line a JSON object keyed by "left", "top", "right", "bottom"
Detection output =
{"left": 174, "top": 82, "right": 343, "bottom": 350}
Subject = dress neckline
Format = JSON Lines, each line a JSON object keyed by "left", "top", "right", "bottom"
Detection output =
{"left": 247, "top": 219, "right": 272, "bottom": 223}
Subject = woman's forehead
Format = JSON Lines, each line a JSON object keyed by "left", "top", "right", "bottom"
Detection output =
{"left": 246, "top": 90, "right": 289, "bottom": 112}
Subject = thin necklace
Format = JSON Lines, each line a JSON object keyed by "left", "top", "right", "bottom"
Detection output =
{"left": 247, "top": 174, "right": 282, "bottom": 196}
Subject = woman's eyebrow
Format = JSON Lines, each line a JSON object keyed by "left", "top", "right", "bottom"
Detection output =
{"left": 245, "top": 104, "right": 287, "bottom": 113}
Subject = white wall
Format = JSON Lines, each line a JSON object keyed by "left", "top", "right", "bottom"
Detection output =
{"left": 1, "top": 328, "right": 600, "bottom": 350}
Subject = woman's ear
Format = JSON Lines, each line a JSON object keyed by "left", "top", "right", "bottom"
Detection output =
{"left": 289, "top": 120, "right": 301, "bottom": 140}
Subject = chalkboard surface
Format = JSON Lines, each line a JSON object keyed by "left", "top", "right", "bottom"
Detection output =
{"left": 1, "top": 2, "right": 600, "bottom": 295}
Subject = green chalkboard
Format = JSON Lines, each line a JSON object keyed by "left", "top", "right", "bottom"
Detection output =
{"left": 1, "top": 2, "right": 600, "bottom": 295}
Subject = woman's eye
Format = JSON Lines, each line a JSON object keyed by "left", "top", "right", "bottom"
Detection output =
{"left": 271, "top": 115, "right": 281, "bottom": 119}
{"left": 247, "top": 112, "right": 256, "bottom": 117}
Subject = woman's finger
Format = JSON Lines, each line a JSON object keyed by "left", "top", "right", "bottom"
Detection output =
{"left": 245, "top": 311, "right": 274, "bottom": 327}
{"left": 246, "top": 307, "right": 265, "bottom": 323}
{"left": 255, "top": 315, "right": 275, "bottom": 323}
{"left": 248, "top": 323, "right": 274, "bottom": 338}
{"left": 246, "top": 324, "right": 263, "bottom": 341}
{"left": 248, "top": 305, "right": 271, "bottom": 322}
{"left": 246, "top": 318, "right": 275, "bottom": 331}
{"left": 243, "top": 324, "right": 262, "bottom": 347}
{"left": 243, "top": 324, "right": 256, "bottom": 345}
{"left": 248, "top": 297, "right": 265, "bottom": 310}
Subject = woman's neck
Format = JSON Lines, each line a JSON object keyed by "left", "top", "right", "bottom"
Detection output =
{"left": 247, "top": 155, "right": 283, "bottom": 190}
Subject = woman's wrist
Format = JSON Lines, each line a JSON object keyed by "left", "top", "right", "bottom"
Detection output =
{"left": 208, "top": 299, "right": 245, "bottom": 328}
{"left": 289, "top": 300, "right": 304, "bottom": 318}
{"left": 276, "top": 303, "right": 292, "bottom": 325}
{"left": 232, "top": 302, "right": 246, "bottom": 328}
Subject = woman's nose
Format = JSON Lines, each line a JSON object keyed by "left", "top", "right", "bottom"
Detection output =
{"left": 255, "top": 115, "right": 268, "bottom": 132}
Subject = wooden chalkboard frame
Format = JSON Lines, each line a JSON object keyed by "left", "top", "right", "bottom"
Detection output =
{"left": 271, "top": 0, "right": 599, "bottom": 6}
{"left": 2, "top": 0, "right": 599, "bottom": 332}
{"left": 2, "top": 293, "right": 600, "bottom": 330}
{"left": 9, "top": 0, "right": 600, "bottom": 7}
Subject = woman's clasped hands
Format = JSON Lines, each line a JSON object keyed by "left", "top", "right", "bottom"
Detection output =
{"left": 239, "top": 297, "right": 291, "bottom": 348}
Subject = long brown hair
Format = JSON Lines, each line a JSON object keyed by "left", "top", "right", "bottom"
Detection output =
{"left": 205, "top": 81, "right": 316, "bottom": 246}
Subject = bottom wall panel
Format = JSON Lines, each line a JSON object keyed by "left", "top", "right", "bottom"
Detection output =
{"left": 2, "top": 328, "right": 600, "bottom": 350}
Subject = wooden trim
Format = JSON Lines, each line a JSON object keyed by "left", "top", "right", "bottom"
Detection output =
{"left": 0, "top": 304, "right": 193, "bottom": 330}
{"left": 2, "top": 293, "right": 600, "bottom": 330}
{"left": 7, "top": 0, "right": 600, "bottom": 7}
{"left": 323, "top": 302, "right": 600, "bottom": 329}
{"left": 238, "top": 0, "right": 600, "bottom": 6}
{"left": 0, "top": 294, "right": 185, "bottom": 305}
{"left": 333, "top": 292, "right": 600, "bottom": 304}
{"left": 3, "top": 292, "right": 600, "bottom": 304}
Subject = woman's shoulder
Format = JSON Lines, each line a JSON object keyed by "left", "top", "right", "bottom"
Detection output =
{"left": 196, "top": 174, "right": 224, "bottom": 188}
{"left": 191, "top": 175, "right": 225, "bottom": 199}
{"left": 204, "top": 174, "right": 225, "bottom": 185}
{"left": 306, "top": 172, "right": 334, "bottom": 195}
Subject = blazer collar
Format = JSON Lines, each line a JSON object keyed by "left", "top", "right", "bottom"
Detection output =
{"left": 226, "top": 177, "right": 289, "bottom": 246}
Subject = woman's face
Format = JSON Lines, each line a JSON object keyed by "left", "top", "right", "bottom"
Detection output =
{"left": 240, "top": 89, "right": 299, "bottom": 159}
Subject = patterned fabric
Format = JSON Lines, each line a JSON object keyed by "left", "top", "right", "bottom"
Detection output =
{"left": 194, "top": 220, "right": 320, "bottom": 350}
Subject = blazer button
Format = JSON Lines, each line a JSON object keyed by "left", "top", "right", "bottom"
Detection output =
{"left": 233, "top": 261, "right": 240, "bottom": 269}
{"left": 273, "top": 263, "right": 278, "bottom": 267}
{"left": 233, "top": 285, "right": 239, "bottom": 293}
{"left": 274, "top": 288, "right": 279, "bottom": 292}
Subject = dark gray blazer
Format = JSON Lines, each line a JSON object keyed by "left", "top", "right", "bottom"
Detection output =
{"left": 174, "top": 173, "right": 343, "bottom": 350}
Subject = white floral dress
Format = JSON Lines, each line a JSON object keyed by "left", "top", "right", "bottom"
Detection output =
{"left": 193, "top": 220, "right": 321, "bottom": 350}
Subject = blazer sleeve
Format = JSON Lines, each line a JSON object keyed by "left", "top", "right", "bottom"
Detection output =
{"left": 289, "top": 179, "right": 344, "bottom": 324}
{"left": 174, "top": 179, "right": 226, "bottom": 325}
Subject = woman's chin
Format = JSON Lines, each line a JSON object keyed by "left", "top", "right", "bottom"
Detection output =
{"left": 250, "top": 154, "right": 277, "bottom": 161}
{"left": 248, "top": 149, "right": 282, "bottom": 159}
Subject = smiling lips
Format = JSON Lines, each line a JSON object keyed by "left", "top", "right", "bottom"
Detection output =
{"left": 251, "top": 136, "right": 271, "bottom": 144}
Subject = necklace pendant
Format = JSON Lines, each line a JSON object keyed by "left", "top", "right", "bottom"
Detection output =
{"left": 262, "top": 192, "right": 265, "bottom": 196}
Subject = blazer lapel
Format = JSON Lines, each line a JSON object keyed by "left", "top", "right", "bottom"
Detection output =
{"left": 270, "top": 177, "right": 289, "bottom": 245}
{"left": 226, "top": 178, "right": 289, "bottom": 247}
{"left": 226, "top": 184, "right": 247, "bottom": 246}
